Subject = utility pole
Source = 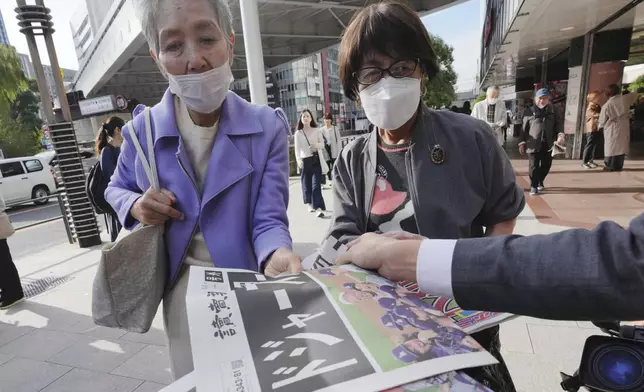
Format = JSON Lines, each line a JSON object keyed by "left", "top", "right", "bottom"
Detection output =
{"left": 15, "top": 0, "right": 101, "bottom": 248}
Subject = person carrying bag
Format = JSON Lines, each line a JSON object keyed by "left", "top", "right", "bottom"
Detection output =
{"left": 92, "top": 107, "right": 167, "bottom": 333}
{"left": 0, "top": 192, "right": 24, "bottom": 310}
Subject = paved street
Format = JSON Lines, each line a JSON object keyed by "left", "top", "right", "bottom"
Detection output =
{"left": 0, "top": 160, "right": 641, "bottom": 391}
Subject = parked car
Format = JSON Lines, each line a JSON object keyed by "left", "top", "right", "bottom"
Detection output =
{"left": 0, "top": 156, "right": 57, "bottom": 206}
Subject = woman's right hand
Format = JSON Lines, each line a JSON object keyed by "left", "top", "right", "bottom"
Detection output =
{"left": 130, "top": 187, "right": 184, "bottom": 225}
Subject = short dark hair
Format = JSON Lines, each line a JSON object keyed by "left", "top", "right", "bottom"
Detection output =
{"left": 297, "top": 109, "right": 318, "bottom": 130}
{"left": 338, "top": 1, "right": 439, "bottom": 101}
{"left": 324, "top": 112, "right": 333, "bottom": 121}
{"left": 607, "top": 84, "right": 620, "bottom": 97}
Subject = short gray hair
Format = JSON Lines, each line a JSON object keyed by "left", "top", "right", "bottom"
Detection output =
{"left": 486, "top": 85, "right": 500, "bottom": 97}
{"left": 134, "top": 0, "right": 234, "bottom": 54}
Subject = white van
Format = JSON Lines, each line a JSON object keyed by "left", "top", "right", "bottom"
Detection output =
{"left": 0, "top": 156, "right": 57, "bottom": 206}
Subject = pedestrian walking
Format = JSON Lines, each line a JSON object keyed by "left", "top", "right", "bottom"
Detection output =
{"left": 519, "top": 88, "right": 561, "bottom": 195}
{"left": 599, "top": 84, "right": 639, "bottom": 172}
{"left": 471, "top": 86, "right": 507, "bottom": 146}
{"left": 320, "top": 112, "right": 342, "bottom": 185}
{"left": 294, "top": 109, "right": 327, "bottom": 217}
{"left": 582, "top": 91, "right": 602, "bottom": 169}
{"left": 0, "top": 191, "right": 24, "bottom": 310}
{"left": 95, "top": 116, "right": 125, "bottom": 241}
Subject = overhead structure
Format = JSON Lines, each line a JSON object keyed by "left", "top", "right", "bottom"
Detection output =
{"left": 73, "top": 0, "right": 466, "bottom": 106}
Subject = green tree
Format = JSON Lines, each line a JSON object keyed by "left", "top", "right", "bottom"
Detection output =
{"left": 0, "top": 115, "right": 41, "bottom": 157}
{"left": 473, "top": 93, "right": 486, "bottom": 104}
{"left": 0, "top": 46, "right": 27, "bottom": 115}
{"left": 11, "top": 79, "right": 41, "bottom": 133}
{"left": 422, "top": 34, "right": 457, "bottom": 108}
{"left": 628, "top": 74, "right": 644, "bottom": 94}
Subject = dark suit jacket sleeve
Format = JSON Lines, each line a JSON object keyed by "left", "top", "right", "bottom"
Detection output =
{"left": 451, "top": 213, "right": 644, "bottom": 321}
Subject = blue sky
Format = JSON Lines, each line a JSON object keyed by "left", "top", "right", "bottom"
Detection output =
{"left": 423, "top": 0, "right": 481, "bottom": 92}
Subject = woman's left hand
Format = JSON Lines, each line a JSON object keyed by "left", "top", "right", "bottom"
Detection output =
{"left": 264, "top": 248, "right": 302, "bottom": 277}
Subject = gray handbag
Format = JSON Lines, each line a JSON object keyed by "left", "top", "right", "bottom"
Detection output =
{"left": 92, "top": 107, "right": 167, "bottom": 333}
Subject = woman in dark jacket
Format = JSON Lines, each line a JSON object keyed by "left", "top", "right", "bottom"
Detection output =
{"left": 327, "top": 2, "right": 525, "bottom": 391}
{"left": 95, "top": 116, "right": 125, "bottom": 241}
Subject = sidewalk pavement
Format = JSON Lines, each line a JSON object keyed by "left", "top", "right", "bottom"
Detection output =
{"left": 1, "top": 160, "right": 641, "bottom": 392}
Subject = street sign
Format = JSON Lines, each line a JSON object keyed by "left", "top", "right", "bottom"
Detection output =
{"left": 115, "top": 95, "right": 128, "bottom": 111}
{"left": 79, "top": 95, "right": 117, "bottom": 116}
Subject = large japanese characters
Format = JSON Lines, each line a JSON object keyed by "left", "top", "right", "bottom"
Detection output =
{"left": 186, "top": 266, "right": 496, "bottom": 392}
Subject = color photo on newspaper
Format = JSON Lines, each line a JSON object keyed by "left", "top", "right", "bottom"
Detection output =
{"left": 302, "top": 236, "right": 516, "bottom": 334}
{"left": 186, "top": 266, "right": 496, "bottom": 392}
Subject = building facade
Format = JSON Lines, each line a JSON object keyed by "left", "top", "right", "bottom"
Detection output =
{"left": 273, "top": 54, "right": 324, "bottom": 128}
{"left": 17, "top": 53, "right": 35, "bottom": 79}
{"left": 0, "top": 9, "right": 9, "bottom": 46}
{"left": 70, "top": 2, "right": 94, "bottom": 65}
{"left": 479, "top": 0, "right": 644, "bottom": 158}
{"left": 85, "top": 0, "right": 116, "bottom": 36}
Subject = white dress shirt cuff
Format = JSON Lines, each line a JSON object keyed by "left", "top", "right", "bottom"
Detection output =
{"left": 416, "top": 239, "right": 457, "bottom": 298}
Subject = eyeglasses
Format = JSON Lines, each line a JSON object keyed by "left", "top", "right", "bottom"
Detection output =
{"left": 354, "top": 59, "right": 419, "bottom": 86}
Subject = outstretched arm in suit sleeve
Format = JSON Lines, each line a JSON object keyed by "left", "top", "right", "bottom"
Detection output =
{"left": 450, "top": 213, "right": 644, "bottom": 321}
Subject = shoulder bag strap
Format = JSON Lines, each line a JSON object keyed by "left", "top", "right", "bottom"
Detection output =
{"left": 301, "top": 130, "right": 312, "bottom": 146}
{"left": 127, "top": 107, "right": 160, "bottom": 190}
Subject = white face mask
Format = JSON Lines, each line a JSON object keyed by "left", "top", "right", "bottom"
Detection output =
{"left": 536, "top": 102, "right": 547, "bottom": 109}
{"left": 359, "top": 77, "right": 420, "bottom": 130}
{"left": 487, "top": 97, "right": 498, "bottom": 105}
{"left": 167, "top": 59, "right": 234, "bottom": 113}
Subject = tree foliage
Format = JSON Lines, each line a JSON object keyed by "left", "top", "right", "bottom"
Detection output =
{"left": 0, "top": 115, "right": 41, "bottom": 158}
{"left": 422, "top": 34, "right": 457, "bottom": 109}
{"left": 0, "top": 46, "right": 27, "bottom": 115}
{"left": 473, "top": 93, "right": 486, "bottom": 105}
{"left": 628, "top": 74, "right": 644, "bottom": 94}
{"left": 11, "top": 79, "right": 41, "bottom": 133}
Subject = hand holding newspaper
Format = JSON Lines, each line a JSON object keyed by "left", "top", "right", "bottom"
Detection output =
{"left": 302, "top": 236, "right": 517, "bottom": 334}
{"left": 182, "top": 264, "right": 497, "bottom": 392}
{"left": 160, "top": 236, "right": 517, "bottom": 392}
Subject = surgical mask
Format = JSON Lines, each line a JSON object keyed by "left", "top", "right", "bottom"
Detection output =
{"left": 167, "top": 59, "right": 234, "bottom": 113}
{"left": 537, "top": 102, "right": 547, "bottom": 109}
{"left": 359, "top": 77, "right": 420, "bottom": 130}
{"left": 487, "top": 97, "right": 498, "bottom": 105}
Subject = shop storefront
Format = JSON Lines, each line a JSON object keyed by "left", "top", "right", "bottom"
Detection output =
{"left": 479, "top": 0, "right": 644, "bottom": 158}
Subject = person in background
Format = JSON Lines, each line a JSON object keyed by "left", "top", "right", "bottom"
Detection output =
{"left": 329, "top": 2, "right": 525, "bottom": 390}
{"left": 582, "top": 91, "right": 602, "bottom": 169}
{"left": 294, "top": 109, "right": 327, "bottom": 218}
{"left": 320, "top": 112, "right": 342, "bottom": 185}
{"left": 519, "top": 88, "right": 561, "bottom": 195}
{"left": 450, "top": 105, "right": 459, "bottom": 112}
{"left": 599, "top": 84, "right": 639, "bottom": 172}
{"left": 461, "top": 101, "right": 471, "bottom": 115}
{"left": 95, "top": 116, "right": 125, "bottom": 241}
{"left": 0, "top": 191, "right": 23, "bottom": 310}
{"left": 471, "top": 86, "right": 507, "bottom": 146}
{"left": 106, "top": 0, "right": 300, "bottom": 380}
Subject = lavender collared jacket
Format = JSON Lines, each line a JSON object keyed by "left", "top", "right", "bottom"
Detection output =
{"left": 105, "top": 89, "right": 293, "bottom": 285}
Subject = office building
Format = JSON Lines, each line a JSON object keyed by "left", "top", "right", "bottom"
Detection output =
{"left": 86, "top": 0, "right": 116, "bottom": 35}
{"left": 17, "top": 53, "right": 35, "bottom": 79}
{"left": 70, "top": 2, "right": 94, "bottom": 65}
{"left": 0, "top": 9, "right": 9, "bottom": 46}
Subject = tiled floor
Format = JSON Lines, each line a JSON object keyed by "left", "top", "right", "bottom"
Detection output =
{"left": 1, "top": 156, "right": 639, "bottom": 391}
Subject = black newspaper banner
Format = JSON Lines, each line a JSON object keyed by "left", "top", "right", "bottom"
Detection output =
{"left": 231, "top": 273, "right": 375, "bottom": 392}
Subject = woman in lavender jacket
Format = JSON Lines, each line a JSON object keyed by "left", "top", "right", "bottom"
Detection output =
{"left": 105, "top": 0, "right": 301, "bottom": 380}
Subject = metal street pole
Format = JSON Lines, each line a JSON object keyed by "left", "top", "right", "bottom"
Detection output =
{"left": 15, "top": 0, "right": 102, "bottom": 248}
{"left": 239, "top": 0, "right": 268, "bottom": 104}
